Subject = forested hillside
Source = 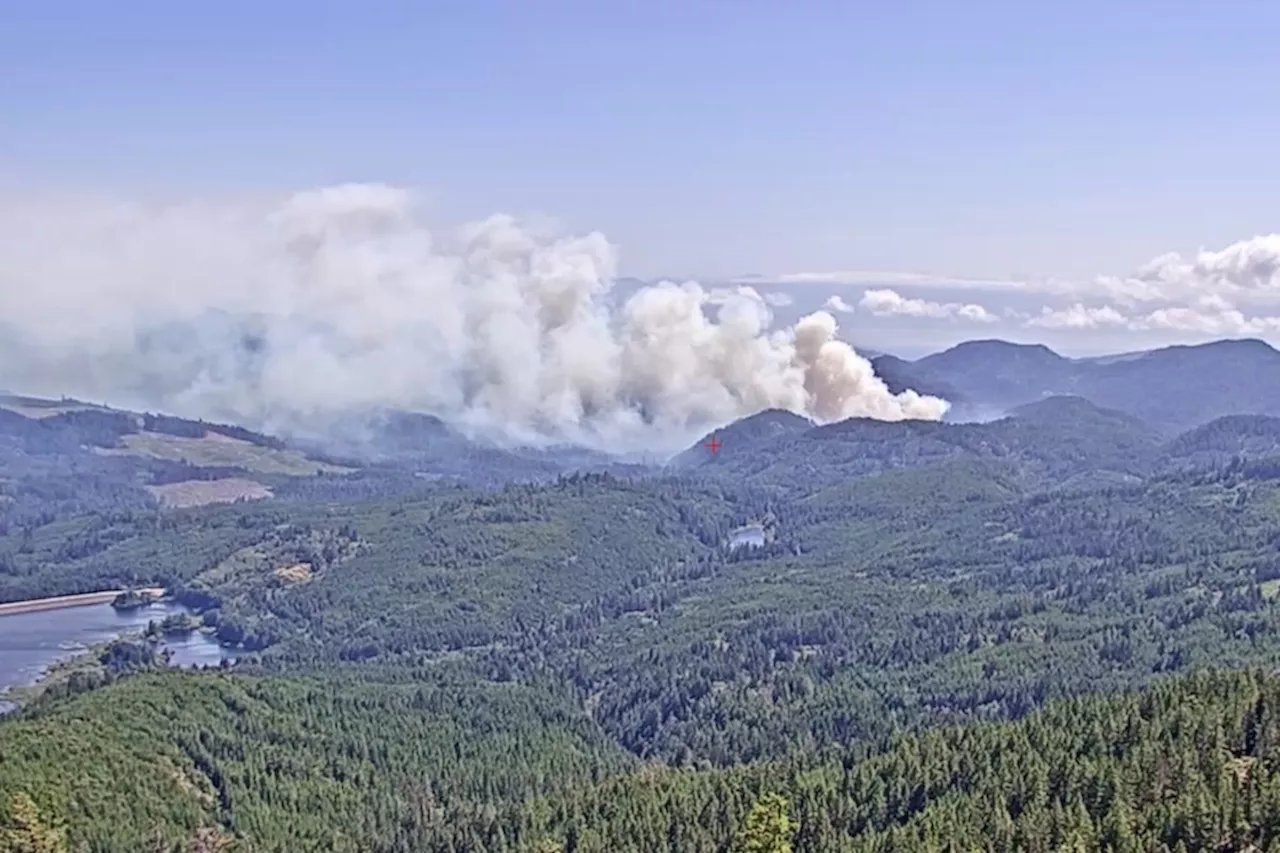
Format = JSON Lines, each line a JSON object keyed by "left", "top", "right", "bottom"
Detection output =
{"left": 8, "top": 669, "right": 1280, "bottom": 851}
{"left": 11, "top": 382, "right": 1280, "bottom": 850}
{"left": 0, "top": 395, "right": 643, "bottom": 531}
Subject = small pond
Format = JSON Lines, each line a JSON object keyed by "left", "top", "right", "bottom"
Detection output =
{"left": 728, "top": 524, "right": 767, "bottom": 550}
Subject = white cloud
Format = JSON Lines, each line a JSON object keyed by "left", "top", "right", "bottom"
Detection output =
{"left": 859, "top": 288, "right": 997, "bottom": 323}
{"left": 762, "top": 291, "right": 793, "bottom": 307}
{"left": 1027, "top": 304, "right": 1129, "bottom": 330}
{"left": 738, "top": 270, "right": 1028, "bottom": 291}
{"left": 860, "top": 289, "right": 947, "bottom": 318}
{"left": 706, "top": 284, "right": 766, "bottom": 305}
{"left": 1135, "top": 302, "right": 1280, "bottom": 335}
{"left": 824, "top": 294, "right": 855, "bottom": 313}
{"left": 1091, "top": 235, "right": 1280, "bottom": 307}
{"left": 956, "top": 303, "right": 998, "bottom": 323}
{"left": 767, "top": 232, "right": 1280, "bottom": 346}
{"left": 756, "top": 234, "right": 1280, "bottom": 313}
{"left": 1025, "top": 294, "right": 1280, "bottom": 336}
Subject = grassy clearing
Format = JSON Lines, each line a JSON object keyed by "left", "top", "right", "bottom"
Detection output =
{"left": 145, "top": 478, "right": 274, "bottom": 508}
{"left": 100, "top": 431, "right": 351, "bottom": 476}
{"left": 0, "top": 395, "right": 108, "bottom": 419}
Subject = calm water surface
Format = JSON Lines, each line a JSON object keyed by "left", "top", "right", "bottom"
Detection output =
{"left": 0, "top": 601, "right": 234, "bottom": 713}
{"left": 728, "top": 525, "right": 767, "bottom": 549}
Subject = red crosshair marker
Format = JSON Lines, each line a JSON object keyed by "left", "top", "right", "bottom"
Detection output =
{"left": 704, "top": 435, "right": 722, "bottom": 454}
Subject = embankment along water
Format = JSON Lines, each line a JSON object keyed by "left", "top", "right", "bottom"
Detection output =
{"left": 0, "top": 587, "right": 165, "bottom": 617}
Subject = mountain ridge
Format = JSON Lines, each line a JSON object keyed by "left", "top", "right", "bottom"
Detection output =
{"left": 875, "top": 336, "right": 1280, "bottom": 433}
{"left": 7, "top": 334, "right": 1280, "bottom": 505}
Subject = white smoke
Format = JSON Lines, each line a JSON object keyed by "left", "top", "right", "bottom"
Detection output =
{"left": 0, "top": 183, "right": 946, "bottom": 450}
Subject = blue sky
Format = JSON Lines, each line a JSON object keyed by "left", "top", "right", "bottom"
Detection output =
{"left": 3, "top": 0, "right": 1280, "bottom": 363}
{"left": 6, "top": 0, "right": 1280, "bottom": 280}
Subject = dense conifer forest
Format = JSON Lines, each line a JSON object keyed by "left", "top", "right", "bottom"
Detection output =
{"left": 9, "top": 670, "right": 1280, "bottom": 851}
{"left": 8, "top": 392, "right": 1280, "bottom": 850}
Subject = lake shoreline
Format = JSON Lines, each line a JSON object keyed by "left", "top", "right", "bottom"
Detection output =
{"left": 0, "top": 587, "right": 166, "bottom": 617}
{"left": 0, "top": 634, "right": 128, "bottom": 709}
{"left": 0, "top": 599, "right": 236, "bottom": 715}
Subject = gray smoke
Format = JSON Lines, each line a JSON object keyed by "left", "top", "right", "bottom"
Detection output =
{"left": 0, "top": 183, "right": 946, "bottom": 450}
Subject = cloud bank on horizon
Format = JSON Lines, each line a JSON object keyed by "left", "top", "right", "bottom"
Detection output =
{"left": 757, "top": 234, "right": 1280, "bottom": 338}
{"left": 0, "top": 183, "right": 946, "bottom": 450}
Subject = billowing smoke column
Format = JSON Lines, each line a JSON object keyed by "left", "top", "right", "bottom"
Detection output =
{"left": 0, "top": 183, "right": 946, "bottom": 449}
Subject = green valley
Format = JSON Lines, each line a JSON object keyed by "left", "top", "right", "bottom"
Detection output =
{"left": 8, "top": 386, "right": 1280, "bottom": 850}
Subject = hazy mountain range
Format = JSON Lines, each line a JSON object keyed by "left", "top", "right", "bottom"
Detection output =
{"left": 869, "top": 336, "right": 1280, "bottom": 433}
{"left": 4, "top": 335, "right": 1280, "bottom": 515}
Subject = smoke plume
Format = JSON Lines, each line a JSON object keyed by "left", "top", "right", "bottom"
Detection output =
{"left": 0, "top": 184, "right": 946, "bottom": 450}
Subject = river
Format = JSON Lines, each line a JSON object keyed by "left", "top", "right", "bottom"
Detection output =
{"left": 0, "top": 600, "right": 235, "bottom": 714}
